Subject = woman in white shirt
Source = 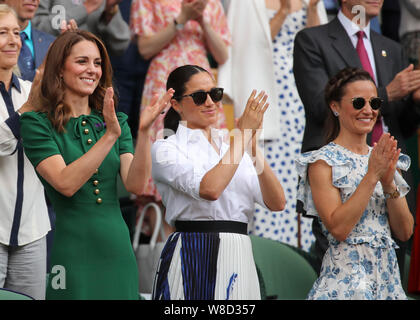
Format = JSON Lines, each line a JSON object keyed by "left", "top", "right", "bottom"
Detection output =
{"left": 0, "top": 5, "right": 50, "bottom": 300}
{"left": 151, "top": 64, "right": 286, "bottom": 300}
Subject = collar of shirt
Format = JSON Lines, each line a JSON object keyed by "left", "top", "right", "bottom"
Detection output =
{"left": 21, "top": 21, "right": 34, "bottom": 57}
{"left": 10, "top": 73, "right": 21, "bottom": 93}
{"left": 176, "top": 122, "right": 227, "bottom": 153}
{"left": 22, "top": 21, "right": 32, "bottom": 41}
{"left": 337, "top": 10, "right": 371, "bottom": 43}
{"left": 0, "top": 73, "right": 22, "bottom": 94}
{"left": 337, "top": 10, "right": 378, "bottom": 84}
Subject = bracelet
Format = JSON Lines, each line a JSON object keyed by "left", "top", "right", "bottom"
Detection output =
{"left": 384, "top": 187, "right": 400, "bottom": 200}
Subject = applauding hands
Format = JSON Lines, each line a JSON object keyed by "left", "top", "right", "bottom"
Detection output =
{"left": 18, "top": 66, "right": 45, "bottom": 114}
{"left": 368, "top": 133, "right": 400, "bottom": 191}
{"left": 102, "top": 87, "right": 174, "bottom": 139}
{"left": 177, "top": 0, "right": 209, "bottom": 24}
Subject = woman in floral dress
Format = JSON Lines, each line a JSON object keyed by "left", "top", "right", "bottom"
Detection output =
{"left": 296, "top": 68, "right": 414, "bottom": 300}
{"left": 130, "top": 0, "right": 230, "bottom": 203}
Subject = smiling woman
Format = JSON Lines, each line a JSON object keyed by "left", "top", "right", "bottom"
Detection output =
{"left": 151, "top": 65, "right": 286, "bottom": 300}
{"left": 0, "top": 4, "right": 50, "bottom": 300}
{"left": 0, "top": 7, "right": 20, "bottom": 70}
{"left": 17, "top": 29, "right": 174, "bottom": 300}
{"left": 296, "top": 67, "right": 414, "bottom": 300}
{"left": 60, "top": 40, "right": 103, "bottom": 105}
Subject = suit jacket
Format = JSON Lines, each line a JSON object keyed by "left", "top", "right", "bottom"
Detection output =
{"left": 293, "top": 17, "right": 420, "bottom": 154}
{"left": 33, "top": 0, "right": 130, "bottom": 56}
{"left": 18, "top": 28, "right": 55, "bottom": 82}
{"left": 293, "top": 16, "right": 419, "bottom": 219}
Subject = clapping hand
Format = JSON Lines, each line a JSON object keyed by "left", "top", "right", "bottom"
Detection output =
{"left": 60, "top": 19, "right": 78, "bottom": 33}
{"left": 102, "top": 87, "right": 121, "bottom": 139}
{"left": 138, "top": 89, "right": 174, "bottom": 134}
{"left": 237, "top": 90, "right": 269, "bottom": 131}
{"left": 191, "top": 0, "right": 208, "bottom": 24}
{"left": 178, "top": 0, "right": 208, "bottom": 24}
{"left": 19, "top": 65, "right": 45, "bottom": 114}
{"left": 386, "top": 64, "right": 420, "bottom": 102}
{"left": 368, "top": 133, "right": 400, "bottom": 187}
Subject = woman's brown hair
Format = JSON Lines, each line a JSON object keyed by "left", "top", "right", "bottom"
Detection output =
{"left": 324, "top": 67, "right": 376, "bottom": 144}
{"left": 40, "top": 30, "right": 115, "bottom": 132}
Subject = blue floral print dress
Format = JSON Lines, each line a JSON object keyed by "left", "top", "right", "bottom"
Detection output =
{"left": 296, "top": 142, "right": 410, "bottom": 300}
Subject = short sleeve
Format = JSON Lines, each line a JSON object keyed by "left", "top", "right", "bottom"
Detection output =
{"left": 20, "top": 112, "right": 61, "bottom": 168}
{"left": 151, "top": 139, "right": 208, "bottom": 201}
{"left": 130, "top": 0, "right": 160, "bottom": 37}
{"left": 394, "top": 153, "right": 411, "bottom": 198}
{"left": 295, "top": 147, "right": 353, "bottom": 218}
{"left": 116, "top": 112, "right": 134, "bottom": 155}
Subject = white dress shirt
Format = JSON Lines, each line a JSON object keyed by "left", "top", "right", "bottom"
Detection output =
{"left": 151, "top": 123, "right": 266, "bottom": 227}
{"left": 337, "top": 10, "right": 378, "bottom": 84}
{"left": 0, "top": 75, "right": 50, "bottom": 246}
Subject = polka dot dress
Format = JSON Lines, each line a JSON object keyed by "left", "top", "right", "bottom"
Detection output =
{"left": 249, "top": 6, "right": 314, "bottom": 252}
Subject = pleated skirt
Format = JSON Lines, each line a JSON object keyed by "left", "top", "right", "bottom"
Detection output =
{"left": 152, "top": 231, "right": 261, "bottom": 300}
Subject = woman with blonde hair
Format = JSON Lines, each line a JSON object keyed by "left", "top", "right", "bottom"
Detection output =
{"left": 0, "top": 4, "right": 50, "bottom": 299}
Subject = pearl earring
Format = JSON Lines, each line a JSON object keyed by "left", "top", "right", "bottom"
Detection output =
{"left": 333, "top": 111, "right": 339, "bottom": 117}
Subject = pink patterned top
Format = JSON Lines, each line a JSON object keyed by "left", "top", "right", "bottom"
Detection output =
{"left": 130, "top": 0, "right": 231, "bottom": 199}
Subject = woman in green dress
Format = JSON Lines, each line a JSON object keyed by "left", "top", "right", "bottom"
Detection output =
{"left": 18, "top": 30, "right": 174, "bottom": 300}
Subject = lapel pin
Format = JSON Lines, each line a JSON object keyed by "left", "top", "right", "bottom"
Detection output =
{"left": 382, "top": 50, "right": 387, "bottom": 57}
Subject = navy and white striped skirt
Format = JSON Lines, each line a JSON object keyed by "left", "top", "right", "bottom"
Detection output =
{"left": 152, "top": 221, "right": 261, "bottom": 300}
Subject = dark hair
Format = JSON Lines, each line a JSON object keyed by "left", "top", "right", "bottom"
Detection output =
{"left": 164, "top": 65, "right": 210, "bottom": 135}
{"left": 324, "top": 67, "right": 375, "bottom": 143}
{"left": 40, "top": 30, "right": 114, "bottom": 133}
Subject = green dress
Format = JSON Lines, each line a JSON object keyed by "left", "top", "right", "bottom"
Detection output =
{"left": 20, "top": 110, "right": 139, "bottom": 300}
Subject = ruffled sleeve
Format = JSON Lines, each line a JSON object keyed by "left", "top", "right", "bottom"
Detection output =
{"left": 295, "top": 145, "right": 354, "bottom": 218}
{"left": 296, "top": 145, "right": 412, "bottom": 218}
{"left": 116, "top": 112, "right": 134, "bottom": 155}
{"left": 393, "top": 153, "right": 411, "bottom": 198}
{"left": 20, "top": 111, "right": 61, "bottom": 169}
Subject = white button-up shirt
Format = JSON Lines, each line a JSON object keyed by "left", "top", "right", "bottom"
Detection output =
{"left": 152, "top": 123, "right": 266, "bottom": 227}
{"left": 0, "top": 75, "right": 50, "bottom": 246}
{"left": 338, "top": 10, "right": 378, "bottom": 84}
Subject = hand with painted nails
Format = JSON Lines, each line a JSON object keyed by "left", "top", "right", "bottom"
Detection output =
{"left": 237, "top": 90, "right": 269, "bottom": 132}
{"left": 60, "top": 19, "right": 78, "bottom": 33}
{"left": 102, "top": 87, "right": 121, "bottom": 139}
{"left": 19, "top": 67, "right": 45, "bottom": 114}
{"left": 368, "top": 133, "right": 400, "bottom": 184}
{"left": 377, "top": 134, "right": 400, "bottom": 190}
{"left": 139, "top": 88, "right": 174, "bottom": 133}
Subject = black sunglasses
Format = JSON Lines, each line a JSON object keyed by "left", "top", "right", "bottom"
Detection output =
{"left": 176, "top": 87, "right": 224, "bottom": 106}
{"left": 351, "top": 97, "right": 382, "bottom": 110}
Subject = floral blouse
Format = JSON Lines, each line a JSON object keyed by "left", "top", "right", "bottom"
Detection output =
{"left": 296, "top": 142, "right": 410, "bottom": 300}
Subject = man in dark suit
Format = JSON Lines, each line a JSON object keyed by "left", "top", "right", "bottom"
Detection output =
{"left": 2, "top": 0, "right": 55, "bottom": 81}
{"left": 293, "top": 0, "right": 420, "bottom": 276}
